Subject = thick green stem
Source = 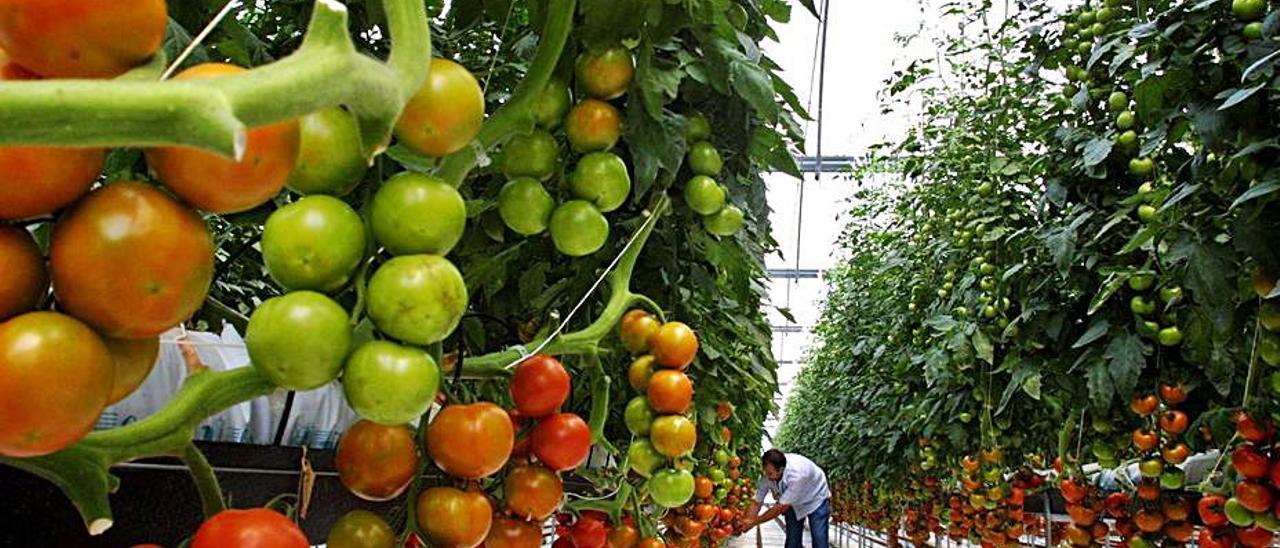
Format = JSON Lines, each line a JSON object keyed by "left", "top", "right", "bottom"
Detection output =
{"left": 181, "top": 443, "right": 226, "bottom": 518}
{"left": 437, "top": 0, "right": 577, "bottom": 186}
{"left": 0, "top": 0, "right": 430, "bottom": 160}
{"left": 584, "top": 351, "right": 612, "bottom": 445}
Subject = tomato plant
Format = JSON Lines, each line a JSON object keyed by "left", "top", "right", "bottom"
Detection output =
{"left": 191, "top": 508, "right": 308, "bottom": 548}
{"left": 335, "top": 420, "right": 418, "bottom": 502}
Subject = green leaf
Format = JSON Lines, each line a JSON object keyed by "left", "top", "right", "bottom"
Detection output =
{"left": 1082, "top": 137, "right": 1114, "bottom": 167}
{"left": 1232, "top": 178, "right": 1280, "bottom": 208}
{"left": 1219, "top": 82, "right": 1266, "bottom": 111}
{"left": 731, "top": 60, "right": 779, "bottom": 122}
{"left": 1072, "top": 319, "right": 1110, "bottom": 349}
{"left": 972, "top": 329, "right": 994, "bottom": 365}
{"left": 1105, "top": 333, "right": 1145, "bottom": 400}
{"left": 1087, "top": 361, "right": 1114, "bottom": 409}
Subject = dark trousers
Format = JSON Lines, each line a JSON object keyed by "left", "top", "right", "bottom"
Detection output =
{"left": 783, "top": 498, "right": 830, "bottom": 548}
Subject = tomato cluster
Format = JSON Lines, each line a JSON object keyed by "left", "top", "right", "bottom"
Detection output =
{"left": 1197, "top": 413, "right": 1280, "bottom": 547}
{"left": 679, "top": 116, "right": 742, "bottom": 237}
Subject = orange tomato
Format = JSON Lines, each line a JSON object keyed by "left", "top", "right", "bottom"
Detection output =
{"left": 0, "top": 226, "right": 46, "bottom": 321}
{"left": 416, "top": 487, "right": 492, "bottom": 548}
{"left": 0, "top": 0, "right": 166, "bottom": 78}
{"left": 565, "top": 99, "right": 621, "bottom": 153}
{"left": 650, "top": 322, "right": 698, "bottom": 369}
{"left": 426, "top": 402, "right": 514, "bottom": 479}
{"left": 146, "top": 63, "right": 300, "bottom": 214}
{"left": 647, "top": 370, "right": 693, "bottom": 414}
{"left": 394, "top": 58, "right": 485, "bottom": 157}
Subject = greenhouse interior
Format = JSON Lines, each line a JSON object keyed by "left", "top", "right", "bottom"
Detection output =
{"left": 2, "top": 0, "right": 1280, "bottom": 547}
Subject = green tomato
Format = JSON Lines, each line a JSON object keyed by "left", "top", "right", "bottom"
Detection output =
{"left": 367, "top": 255, "right": 467, "bottom": 345}
{"left": 534, "top": 78, "right": 572, "bottom": 129}
{"left": 1259, "top": 332, "right": 1280, "bottom": 366}
{"left": 1234, "top": 0, "right": 1267, "bottom": 21}
{"left": 1138, "top": 458, "right": 1163, "bottom": 478}
{"left": 262, "top": 196, "right": 366, "bottom": 292}
{"left": 1128, "top": 274, "right": 1155, "bottom": 291}
{"left": 1117, "top": 110, "right": 1135, "bottom": 130}
{"left": 687, "top": 141, "right": 724, "bottom": 176}
{"left": 550, "top": 200, "right": 610, "bottom": 257}
{"left": 624, "top": 396, "right": 655, "bottom": 436}
{"left": 328, "top": 510, "right": 396, "bottom": 548}
{"left": 1107, "top": 91, "right": 1128, "bottom": 112}
{"left": 1078, "top": 10, "right": 1096, "bottom": 25}
{"left": 1130, "top": 296, "right": 1156, "bottom": 315}
{"left": 959, "top": 412, "right": 972, "bottom": 423}
{"left": 1137, "top": 204, "right": 1158, "bottom": 223}
{"left": 1159, "top": 286, "right": 1183, "bottom": 303}
{"left": 570, "top": 152, "right": 631, "bottom": 212}
{"left": 687, "top": 112, "right": 712, "bottom": 142}
{"left": 1116, "top": 130, "right": 1138, "bottom": 149}
{"left": 628, "top": 439, "right": 665, "bottom": 478}
{"left": 342, "top": 340, "right": 440, "bottom": 425}
{"left": 1257, "top": 507, "right": 1280, "bottom": 532}
{"left": 370, "top": 172, "right": 466, "bottom": 256}
{"left": 1078, "top": 41, "right": 1093, "bottom": 56}
{"left": 1226, "top": 497, "right": 1257, "bottom": 527}
{"left": 709, "top": 469, "right": 726, "bottom": 483}
{"left": 714, "top": 448, "right": 731, "bottom": 467}
{"left": 684, "top": 175, "right": 727, "bottom": 215}
{"left": 247, "top": 291, "right": 352, "bottom": 390}
{"left": 1245, "top": 21, "right": 1265, "bottom": 40}
{"left": 1267, "top": 371, "right": 1280, "bottom": 396}
{"left": 703, "top": 205, "right": 745, "bottom": 236}
{"left": 1157, "top": 326, "right": 1184, "bottom": 347}
{"left": 648, "top": 468, "right": 695, "bottom": 508}
{"left": 498, "top": 178, "right": 555, "bottom": 236}
{"left": 1129, "top": 157, "right": 1155, "bottom": 177}
{"left": 1091, "top": 442, "right": 1115, "bottom": 461}
{"left": 502, "top": 129, "right": 560, "bottom": 180}
{"left": 1159, "top": 468, "right": 1184, "bottom": 490}
{"left": 288, "top": 106, "right": 368, "bottom": 197}
{"left": 1261, "top": 302, "right": 1280, "bottom": 331}
{"left": 1096, "top": 7, "right": 1116, "bottom": 23}
{"left": 713, "top": 487, "right": 728, "bottom": 502}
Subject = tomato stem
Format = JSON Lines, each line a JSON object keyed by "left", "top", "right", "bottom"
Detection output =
{"left": 181, "top": 442, "right": 227, "bottom": 518}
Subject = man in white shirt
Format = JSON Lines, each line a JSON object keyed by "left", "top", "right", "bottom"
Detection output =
{"left": 738, "top": 449, "right": 832, "bottom": 548}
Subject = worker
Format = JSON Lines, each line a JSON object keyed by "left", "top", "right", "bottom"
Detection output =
{"left": 737, "top": 449, "right": 832, "bottom": 548}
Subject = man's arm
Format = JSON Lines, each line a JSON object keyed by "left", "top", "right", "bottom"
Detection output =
{"left": 739, "top": 502, "right": 791, "bottom": 533}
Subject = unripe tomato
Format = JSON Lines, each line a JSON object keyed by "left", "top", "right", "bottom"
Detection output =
{"left": 395, "top": 58, "right": 485, "bottom": 157}
{"left": 327, "top": 510, "right": 396, "bottom": 548}
{"left": 620, "top": 310, "right": 661, "bottom": 354}
{"left": 534, "top": 79, "right": 572, "bottom": 129}
{"left": 0, "top": 0, "right": 166, "bottom": 78}
{"left": 650, "top": 415, "right": 696, "bottom": 458}
{"left": 50, "top": 182, "right": 214, "bottom": 338}
{"left": 288, "top": 106, "right": 369, "bottom": 197}
{"left": 565, "top": 99, "right": 622, "bottom": 153}
{"left": 575, "top": 46, "right": 635, "bottom": 100}
{"left": 367, "top": 255, "right": 467, "bottom": 345}
{"left": 147, "top": 64, "right": 300, "bottom": 214}
{"left": 503, "top": 129, "right": 560, "bottom": 180}
{"left": 499, "top": 177, "right": 556, "bottom": 236}
{"left": 262, "top": 196, "right": 367, "bottom": 292}
{"left": 550, "top": 200, "right": 610, "bottom": 257}
{"left": 246, "top": 291, "right": 352, "bottom": 390}
{"left": 570, "top": 152, "right": 631, "bottom": 212}
{"left": 628, "top": 355, "right": 657, "bottom": 391}
{"left": 0, "top": 312, "right": 113, "bottom": 457}
{"left": 343, "top": 340, "right": 440, "bottom": 425}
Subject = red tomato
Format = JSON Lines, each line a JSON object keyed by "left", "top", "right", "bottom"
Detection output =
{"left": 50, "top": 182, "right": 214, "bottom": 338}
{"left": 510, "top": 354, "right": 571, "bottom": 418}
{"left": 416, "top": 487, "right": 492, "bottom": 548}
{"left": 504, "top": 463, "right": 563, "bottom": 521}
{"left": 570, "top": 515, "right": 608, "bottom": 548}
{"left": 336, "top": 420, "right": 419, "bottom": 501}
{"left": 649, "top": 322, "right": 698, "bottom": 369}
{"left": 0, "top": 0, "right": 166, "bottom": 78}
{"left": 1234, "top": 444, "right": 1270, "bottom": 480}
{"left": 483, "top": 515, "right": 542, "bottom": 548}
{"left": 394, "top": 58, "right": 485, "bottom": 157}
{"left": 427, "top": 402, "right": 514, "bottom": 479}
{"left": 607, "top": 522, "right": 639, "bottom": 548}
{"left": 646, "top": 370, "right": 693, "bottom": 414}
{"left": 191, "top": 509, "right": 308, "bottom": 548}
{"left": 146, "top": 64, "right": 300, "bottom": 214}
{"left": 0, "top": 312, "right": 113, "bottom": 457}
{"left": 0, "top": 226, "right": 46, "bottom": 321}
{"left": 532, "top": 413, "right": 592, "bottom": 471}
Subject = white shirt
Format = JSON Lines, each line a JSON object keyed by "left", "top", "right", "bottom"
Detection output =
{"left": 754, "top": 453, "right": 831, "bottom": 520}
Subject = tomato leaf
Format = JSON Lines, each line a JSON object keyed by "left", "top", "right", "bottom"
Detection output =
{"left": 1072, "top": 319, "right": 1111, "bottom": 349}
{"left": 1105, "top": 333, "right": 1145, "bottom": 402}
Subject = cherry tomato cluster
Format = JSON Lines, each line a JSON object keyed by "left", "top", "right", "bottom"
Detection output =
{"left": 679, "top": 115, "right": 742, "bottom": 237}
{"left": 1199, "top": 412, "right": 1280, "bottom": 548}
{"left": 619, "top": 310, "right": 700, "bottom": 510}
{"left": 955, "top": 448, "right": 1024, "bottom": 547}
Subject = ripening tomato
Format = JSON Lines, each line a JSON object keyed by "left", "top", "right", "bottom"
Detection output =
{"left": 0, "top": 312, "right": 113, "bottom": 457}
{"left": 570, "top": 514, "right": 608, "bottom": 548}
{"left": 649, "top": 415, "right": 696, "bottom": 458}
{"left": 1159, "top": 410, "right": 1188, "bottom": 435}
{"left": 628, "top": 355, "right": 656, "bottom": 391}
{"left": 0, "top": 0, "right": 166, "bottom": 78}
{"left": 694, "top": 476, "right": 714, "bottom": 499}
{"left": 327, "top": 510, "right": 396, "bottom": 548}
{"left": 636, "top": 538, "right": 666, "bottom": 548}
{"left": 146, "top": 64, "right": 299, "bottom": 214}
{"left": 0, "top": 49, "right": 104, "bottom": 220}
{"left": 647, "top": 370, "right": 693, "bottom": 414}
{"left": 0, "top": 226, "right": 46, "bottom": 322}
{"left": 609, "top": 522, "right": 639, "bottom": 548}
{"left": 532, "top": 412, "right": 592, "bottom": 471}
{"left": 575, "top": 46, "right": 634, "bottom": 100}
{"left": 191, "top": 508, "right": 308, "bottom": 548}
{"left": 650, "top": 322, "right": 698, "bottom": 369}
{"left": 504, "top": 463, "right": 563, "bottom": 521}
{"left": 427, "top": 402, "right": 514, "bottom": 479}
{"left": 511, "top": 354, "right": 571, "bottom": 418}
{"left": 565, "top": 99, "right": 621, "bottom": 153}
{"left": 1129, "top": 393, "right": 1158, "bottom": 416}
{"left": 336, "top": 420, "right": 419, "bottom": 501}
{"left": 416, "top": 487, "right": 492, "bottom": 548}
{"left": 484, "top": 515, "right": 542, "bottom": 548}
{"left": 50, "top": 182, "right": 213, "bottom": 338}
{"left": 620, "top": 310, "right": 661, "bottom": 354}
{"left": 103, "top": 335, "right": 159, "bottom": 405}
{"left": 395, "top": 58, "right": 485, "bottom": 157}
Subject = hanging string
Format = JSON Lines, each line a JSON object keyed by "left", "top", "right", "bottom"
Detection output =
{"left": 497, "top": 208, "right": 662, "bottom": 371}
{"left": 162, "top": 0, "right": 240, "bottom": 81}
